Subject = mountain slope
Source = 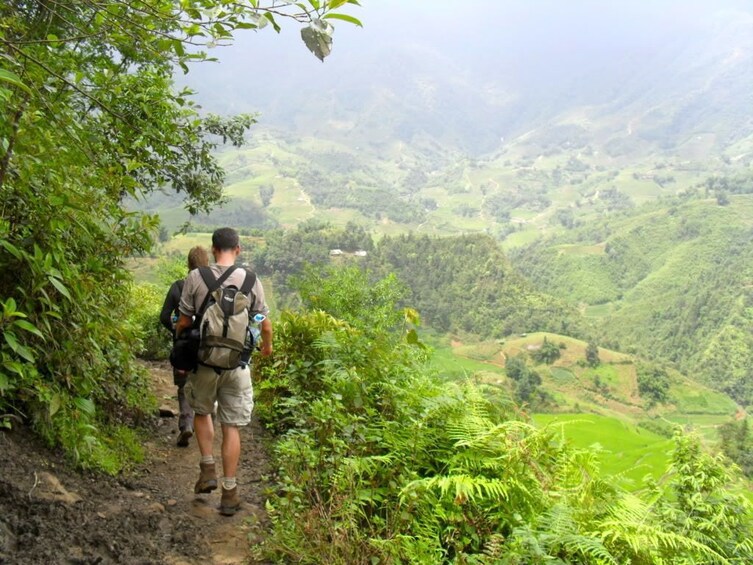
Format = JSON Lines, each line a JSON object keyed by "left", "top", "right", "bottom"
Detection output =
{"left": 511, "top": 194, "right": 753, "bottom": 404}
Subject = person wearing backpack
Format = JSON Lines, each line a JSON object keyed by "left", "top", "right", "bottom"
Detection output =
{"left": 175, "top": 227, "right": 273, "bottom": 516}
{"left": 159, "top": 245, "right": 209, "bottom": 447}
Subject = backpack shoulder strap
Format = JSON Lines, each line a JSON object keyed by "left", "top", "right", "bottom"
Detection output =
{"left": 196, "top": 266, "right": 238, "bottom": 319}
{"left": 198, "top": 266, "right": 217, "bottom": 292}
{"left": 240, "top": 269, "right": 256, "bottom": 295}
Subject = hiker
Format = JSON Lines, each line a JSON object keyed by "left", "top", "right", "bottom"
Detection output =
{"left": 175, "top": 227, "right": 273, "bottom": 516}
{"left": 160, "top": 246, "right": 210, "bottom": 447}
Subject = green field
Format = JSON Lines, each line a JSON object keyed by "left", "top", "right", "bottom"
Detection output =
{"left": 424, "top": 332, "right": 739, "bottom": 486}
{"left": 533, "top": 413, "right": 673, "bottom": 488}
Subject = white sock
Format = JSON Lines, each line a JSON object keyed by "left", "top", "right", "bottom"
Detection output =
{"left": 222, "top": 477, "right": 237, "bottom": 490}
{"left": 201, "top": 455, "right": 214, "bottom": 465}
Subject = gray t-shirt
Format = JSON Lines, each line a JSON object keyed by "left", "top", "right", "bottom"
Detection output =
{"left": 178, "top": 264, "right": 269, "bottom": 319}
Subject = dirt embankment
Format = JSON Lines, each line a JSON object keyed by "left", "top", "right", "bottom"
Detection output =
{"left": 0, "top": 361, "right": 271, "bottom": 565}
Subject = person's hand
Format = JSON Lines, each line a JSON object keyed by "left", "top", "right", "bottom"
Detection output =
{"left": 260, "top": 342, "right": 273, "bottom": 357}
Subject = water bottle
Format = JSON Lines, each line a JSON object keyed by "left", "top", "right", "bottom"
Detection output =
{"left": 240, "top": 317, "right": 264, "bottom": 367}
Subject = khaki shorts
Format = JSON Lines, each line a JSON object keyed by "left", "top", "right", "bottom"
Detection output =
{"left": 185, "top": 365, "right": 254, "bottom": 426}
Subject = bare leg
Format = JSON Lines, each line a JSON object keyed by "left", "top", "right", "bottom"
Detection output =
{"left": 221, "top": 424, "right": 241, "bottom": 479}
{"left": 194, "top": 414, "right": 214, "bottom": 457}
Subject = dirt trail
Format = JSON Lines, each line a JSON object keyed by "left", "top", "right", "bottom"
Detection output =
{"left": 0, "top": 361, "right": 271, "bottom": 565}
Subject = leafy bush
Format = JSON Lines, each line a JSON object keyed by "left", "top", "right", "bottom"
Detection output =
{"left": 637, "top": 363, "right": 671, "bottom": 405}
{"left": 253, "top": 269, "right": 753, "bottom": 563}
{"left": 586, "top": 342, "right": 600, "bottom": 367}
{"left": 1, "top": 0, "right": 362, "bottom": 472}
{"left": 531, "top": 337, "right": 562, "bottom": 364}
{"left": 127, "top": 282, "right": 172, "bottom": 361}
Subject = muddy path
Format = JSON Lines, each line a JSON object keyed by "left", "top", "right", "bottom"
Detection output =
{"left": 0, "top": 361, "right": 272, "bottom": 565}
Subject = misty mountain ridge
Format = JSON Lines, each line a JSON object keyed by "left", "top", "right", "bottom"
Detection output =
{"left": 182, "top": 3, "right": 753, "bottom": 160}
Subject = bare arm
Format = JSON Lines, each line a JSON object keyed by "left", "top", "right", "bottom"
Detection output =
{"left": 175, "top": 314, "right": 193, "bottom": 338}
{"left": 260, "top": 317, "right": 273, "bottom": 357}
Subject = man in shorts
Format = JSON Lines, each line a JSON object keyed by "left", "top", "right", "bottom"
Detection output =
{"left": 175, "top": 227, "right": 273, "bottom": 516}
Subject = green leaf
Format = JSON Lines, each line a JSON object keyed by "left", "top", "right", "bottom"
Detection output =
{"left": 0, "top": 239, "right": 23, "bottom": 260}
{"left": 0, "top": 69, "right": 32, "bottom": 94}
{"left": 74, "top": 397, "right": 96, "bottom": 416}
{"left": 172, "top": 38, "right": 185, "bottom": 57}
{"left": 49, "top": 393, "right": 61, "bottom": 418}
{"left": 263, "top": 12, "right": 281, "bottom": 33}
{"left": 6, "top": 332, "right": 36, "bottom": 362}
{"left": 406, "top": 329, "right": 419, "bottom": 345}
{"left": 308, "top": 0, "right": 321, "bottom": 10}
{"left": 13, "top": 319, "right": 44, "bottom": 339}
{"left": 323, "top": 13, "right": 362, "bottom": 26}
{"left": 300, "top": 19, "right": 333, "bottom": 61}
{"left": 2, "top": 297, "right": 17, "bottom": 315}
{"left": 4, "top": 361, "right": 25, "bottom": 375}
{"left": 48, "top": 276, "right": 72, "bottom": 300}
{"left": 4, "top": 331, "right": 19, "bottom": 351}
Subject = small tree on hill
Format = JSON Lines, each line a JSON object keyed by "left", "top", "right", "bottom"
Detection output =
{"left": 586, "top": 342, "right": 600, "bottom": 367}
{"left": 637, "top": 363, "right": 670, "bottom": 405}
{"left": 504, "top": 354, "right": 528, "bottom": 381}
{"left": 515, "top": 369, "right": 543, "bottom": 404}
{"left": 260, "top": 184, "right": 275, "bottom": 208}
{"left": 532, "top": 337, "right": 561, "bottom": 364}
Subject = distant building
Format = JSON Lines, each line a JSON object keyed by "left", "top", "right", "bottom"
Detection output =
{"left": 354, "top": 250, "right": 368, "bottom": 257}
{"left": 329, "top": 249, "right": 343, "bottom": 256}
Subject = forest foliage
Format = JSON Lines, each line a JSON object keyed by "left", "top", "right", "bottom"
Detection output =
{"left": 0, "top": 0, "right": 361, "bottom": 470}
{"left": 252, "top": 267, "right": 753, "bottom": 564}
{"left": 4, "top": 1, "right": 753, "bottom": 561}
{"left": 253, "top": 223, "right": 583, "bottom": 340}
{"left": 512, "top": 196, "right": 753, "bottom": 406}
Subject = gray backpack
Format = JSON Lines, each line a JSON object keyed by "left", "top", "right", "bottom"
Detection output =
{"left": 196, "top": 266, "right": 256, "bottom": 371}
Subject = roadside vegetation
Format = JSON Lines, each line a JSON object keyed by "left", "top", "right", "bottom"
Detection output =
{"left": 249, "top": 267, "right": 753, "bottom": 563}
{"left": 0, "top": 0, "right": 362, "bottom": 472}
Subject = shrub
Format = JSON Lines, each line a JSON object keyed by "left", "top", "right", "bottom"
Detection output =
{"left": 637, "top": 363, "right": 670, "bottom": 405}
{"left": 532, "top": 337, "right": 562, "bottom": 364}
{"left": 127, "top": 282, "right": 172, "bottom": 361}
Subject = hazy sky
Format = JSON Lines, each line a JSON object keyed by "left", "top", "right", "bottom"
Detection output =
{"left": 181, "top": 0, "right": 753, "bottom": 146}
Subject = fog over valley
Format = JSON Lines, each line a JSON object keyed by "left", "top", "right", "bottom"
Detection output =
{"left": 181, "top": 0, "right": 753, "bottom": 156}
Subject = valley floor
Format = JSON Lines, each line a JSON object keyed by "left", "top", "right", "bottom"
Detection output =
{"left": 0, "top": 361, "right": 271, "bottom": 565}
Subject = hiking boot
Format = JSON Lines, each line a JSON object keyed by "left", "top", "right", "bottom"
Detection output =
{"left": 194, "top": 462, "right": 218, "bottom": 494}
{"left": 176, "top": 429, "right": 193, "bottom": 448}
{"left": 219, "top": 486, "right": 240, "bottom": 516}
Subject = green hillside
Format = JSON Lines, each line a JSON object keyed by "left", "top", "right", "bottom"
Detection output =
{"left": 146, "top": 127, "right": 740, "bottom": 242}
{"left": 429, "top": 331, "right": 739, "bottom": 488}
{"left": 512, "top": 195, "right": 753, "bottom": 405}
{"left": 435, "top": 332, "right": 737, "bottom": 421}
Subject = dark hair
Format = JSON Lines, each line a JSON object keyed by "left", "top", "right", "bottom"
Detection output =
{"left": 212, "top": 227, "right": 239, "bottom": 251}
{"left": 187, "top": 246, "right": 209, "bottom": 270}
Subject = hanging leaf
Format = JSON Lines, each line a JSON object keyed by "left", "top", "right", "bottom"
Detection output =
{"left": 300, "top": 19, "right": 334, "bottom": 62}
{"left": 49, "top": 393, "right": 62, "bottom": 418}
